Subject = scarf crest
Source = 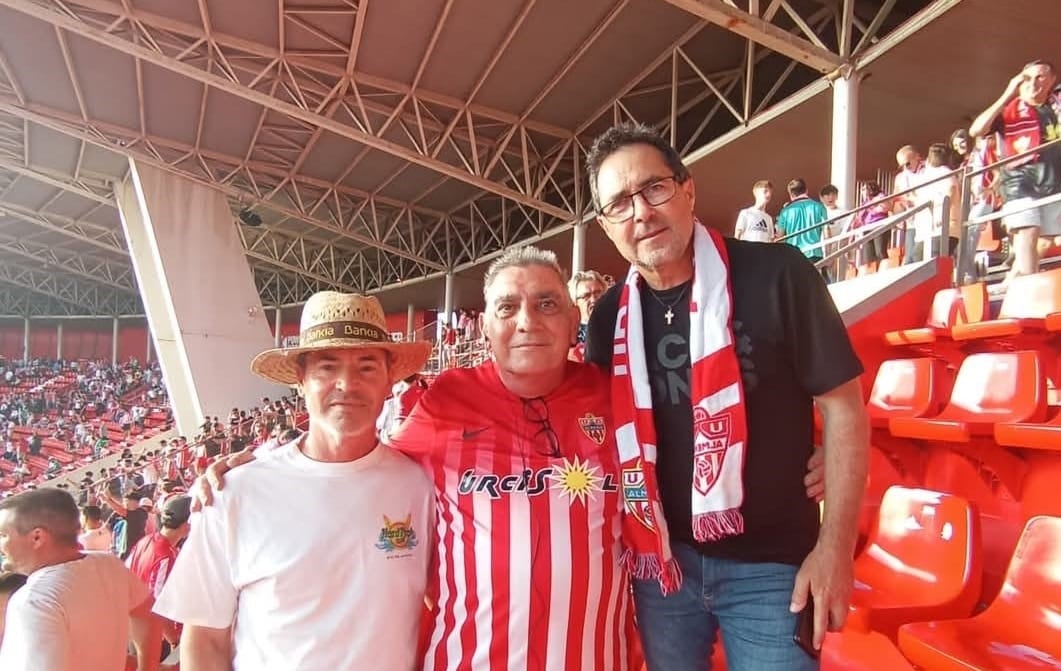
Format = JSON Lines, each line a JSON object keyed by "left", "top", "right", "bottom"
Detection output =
{"left": 613, "top": 222, "right": 749, "bottom": 594}
{"left": 1001, "top": 97, "right": 1043, "bottom": 167}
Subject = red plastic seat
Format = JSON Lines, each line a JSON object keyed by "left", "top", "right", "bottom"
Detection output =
{"left": 994, "top": 408, "right": 1061, "bottom": 452}
{"left": 867, "top": 358, "right": 948, "bottom": 428}
{"left": 951, "top": 269, "right": 1061, "bottom": 341}
{"left": 898, "top": 515, "right": 1061, "bottom": 671}
{"left": 847, "top": 487, "right": 981, "bottom": 640}
{"left": 889, "top": 351, "right": 1047, "bottom": 442}
{"left": 885, "top": 284, "right": 987, "bottom": 346}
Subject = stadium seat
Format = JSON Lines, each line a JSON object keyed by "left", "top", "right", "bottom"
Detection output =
{"left": 889, "top": 351, "right": 1047, "bottom": 443}
{"left": 994, "top": 409, "right": 1061, "bottom": 452}
{"left": 897, "top": 515, "right": 1061, "bottom": 671}
{"left": 866, "top": 358, "right": 948, "bottom": 427}
{"left": 884, "top": 284, "right": 987, "bottom": 346}
{"left": 846, "top": 487, "right": 981, "bottom": 640}
{"left": 950, "top": 268, "right": 1061, "bottom": 341}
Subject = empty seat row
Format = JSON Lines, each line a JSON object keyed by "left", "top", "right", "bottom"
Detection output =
{"left": 834, "top": 486, "right": 1061, "bottom": 670}
{"left": 868, "top": 351, "right": 1059, "bottom": 450}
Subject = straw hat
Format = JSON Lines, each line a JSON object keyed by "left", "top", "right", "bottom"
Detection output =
{"left": 250, "top": 291, "right": 432, "bottom": 386}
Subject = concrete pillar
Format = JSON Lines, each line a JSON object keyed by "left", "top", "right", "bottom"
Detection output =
{"left": 443, "top": 272, "right": 455, "bottom": 328}
{"left": 22, "top": 317, "right": 29, "bottom": 362}
{"left": 112, "top": 317, "right": 119, "bottom": 365}
{"left": 273, "top": 306, "right": 282, "bottom": 348}
{"left": 572, "top": 223, "right": 587, "bottom": 276}
{"left": 406, "top": 303, "right": 415, "bottom": 341}
{"left": 830, "top": 69, "right": 859, "bottom": 212}
{"left": 56, "top": 322, "right": 63, "bottom": 360}
{"left": 114, "top": 159, "right": 281, "bottom": 435}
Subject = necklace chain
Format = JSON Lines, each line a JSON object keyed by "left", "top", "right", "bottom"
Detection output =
{"left": 643, "top": 282, "right": 689, "bottom": 325}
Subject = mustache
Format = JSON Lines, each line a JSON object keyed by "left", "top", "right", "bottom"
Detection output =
{"left": 325, "top": 393, "right": 370, "bottom": 405}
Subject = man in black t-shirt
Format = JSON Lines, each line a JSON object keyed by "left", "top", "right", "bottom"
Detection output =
{"left": 585, "top": 122, "right": 868, "bottom": 670}
{"left": 100, "top": 487, "right": 149, "bottom": 560}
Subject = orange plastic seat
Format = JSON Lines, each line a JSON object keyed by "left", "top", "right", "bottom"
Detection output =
{"left": 889, "top": 351, "right": 1046, "bottom": 442}
{"left": 884, "top": 284, "right": 987, "bottom": 346}
{"left": 898, "top": 515, "right": 1061, "bottom": 671}
{"left": 951, "top": 268, "right": 1061, "bottom": 341}
{"left": 847, "top": 487, "right": 981, "bottom": 640}
{"left": 995, "top": 408, "right": 1061, "bottom": 451}
{"left": 867, "top": 358, "right": 948, "bottom": 428}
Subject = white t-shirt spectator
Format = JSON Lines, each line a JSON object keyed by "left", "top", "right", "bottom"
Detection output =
{"left": 79, "top": 526, "right": 114, "bottom": 552}
{"left": 734, "top": 207, "right": 776, "bottom": 242}
{"left": 155, "top": 440, "right": 434, "bottom": 671}
{"left": 0, "top": 552, "right": 148, "bottom": 670}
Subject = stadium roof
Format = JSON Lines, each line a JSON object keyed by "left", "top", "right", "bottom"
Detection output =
{"left": 0, "top": 0, "right": 973, "bottom": 316}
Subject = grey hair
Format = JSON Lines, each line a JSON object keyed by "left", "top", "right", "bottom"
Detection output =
{"left": 483, "top": 246, "right": 569, "bottom": 300}
{"left": 568, "top": 270, "right": 606, "bottom": 300}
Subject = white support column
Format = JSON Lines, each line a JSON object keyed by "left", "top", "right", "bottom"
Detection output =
{"left": 112, "top": 317, "right": 119, "bottom": 365}
{"left": 273, "top": 306, "right": 282, "bottom": 348}
{"left": 56, "top": 322, "right": 63, "bottom": 360}
{"left": 22, "top": 318, "right": 29, "bottom": 362}
{"left": 443, "top": 272, "right": 455, "bottom": 328}
{"left": 572, "top": 223, "right": 587, "bottom": 276}
{"left": 146, "top": 332, "right": 152, "bottom": 364}
{"left": 830, "top": 68, "right": 860, "bottom": 212}
{"left": 115, "top": 159, "right": 281, "bottom": 435}
{"left": 406, "top": 303, "right": 415, "bottom": 341}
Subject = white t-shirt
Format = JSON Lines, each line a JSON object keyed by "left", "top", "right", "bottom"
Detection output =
{"left": 734, "top": 207, "right": 775, "bottom": 242}
{"left": 154, "top": 440, "right": 434, "bottom": 671}
{"left": 0, "top": 552, "right": 148, "bottom": 671}
{"left": 79, "top": 526, "right": 114, "bottom": 552}
{"left": 916, "top": 165, "right": 961, "bottom": 241}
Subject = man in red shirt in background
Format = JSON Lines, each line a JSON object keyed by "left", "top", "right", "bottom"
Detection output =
{"left": 126, "top": 495, "right": 191, "bottom": 658}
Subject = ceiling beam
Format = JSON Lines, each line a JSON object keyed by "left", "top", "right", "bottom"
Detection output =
{"left": 0, "top": 157, "right": 114, "bottom": 206}
{"left": 855, "top": 0, "right": 964, "bottom": 68}
{"left": 0, "top": 201, "right": 125, "bottom": 254}
{"left": 659, "top": 0, "right": 843, "bottom": 73}
{"left": 0, "top": 0, "right": 576, "bottom": 222}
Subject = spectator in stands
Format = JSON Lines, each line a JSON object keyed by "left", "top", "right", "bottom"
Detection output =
{"left": 569, "top": 269, "right": 608, "bottom": 345}
{"left": 586, "top": 122, "right": 866, "bottom": 668}
{"left": 126, "top": 495, "right": 191, "bottom": 659}
{"left": 778, "top": 178, "right": 830, "bottom": 278}
{"left": 852, "top": 183, "right": 891, "bottom": 275}
{"left": 914, "top": 143, "right": 961, "bottom": 261}
{"left": 100, "top": 487, "right": 149, "bottom": 560}
{"left": 0, "top": 488, "right": 162, "bottom": 670}
{"left": 962, "top": 133, "right": 1004, "bottom": 282}
{"left": 971, "top": 59, "right": 1061, "bottom": 282}
{"left": 820, "top": 184, "right": 852, "bottom": 280}
{"left": 78, "top": 504, "right": 113, "bottom": 552}
{"left": 155, "top": 291, "right": 433, "bottom": 670}
{"left": 733, "top": 179, "right": 776, "bottom": 242}
{"left": 950, "top": 128, "right": 972, "bottom": 168}
{"left": 0, "top": 571, "right": 27, "bottom": 647}
{"left": 893, "top": 144, "right": 926, "bottom": 264}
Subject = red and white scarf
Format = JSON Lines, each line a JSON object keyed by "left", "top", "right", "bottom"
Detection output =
{"left": 613, "top": 222, "right": 749, "bottom": 594}
{"left": 1001, "top": 97, "right": 1043, "bottom": 167}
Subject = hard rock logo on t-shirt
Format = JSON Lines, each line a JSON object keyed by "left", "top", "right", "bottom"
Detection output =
{"left": 375, "top": 514, "right": 419, "bottom": 555}
{"left": 692, "top": 407, "right": 732, "bottom": 496}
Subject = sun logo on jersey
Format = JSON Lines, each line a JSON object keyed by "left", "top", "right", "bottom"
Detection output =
{"left": 548, "top": 456, "right": 603, "bottom": 505}
{"left": 375, "top": 514, "right": 418, "bottom": 553}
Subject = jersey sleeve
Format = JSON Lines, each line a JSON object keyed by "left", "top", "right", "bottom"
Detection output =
{"left": 153, "top": 501, "right": 237, "bottom": 629}
{"left": 125, "top": 558, "right": 151, "bottom": 610}
{"left": 779, "top": 247, "right": 864, "bottom": 395}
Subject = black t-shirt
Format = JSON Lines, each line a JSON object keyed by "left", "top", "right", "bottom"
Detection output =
{"left": 992, "top": 103, "right": 1061, "bottom": 200}
{"left": 120, "top": 508, "right": 148, "bottom": 559}
{"left": 586, "top": 239, "right": 863, "bottom": 565}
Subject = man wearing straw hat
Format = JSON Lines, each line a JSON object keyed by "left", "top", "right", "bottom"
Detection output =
{"left": 153, "top": 292, "right": 434, "bottom": 671}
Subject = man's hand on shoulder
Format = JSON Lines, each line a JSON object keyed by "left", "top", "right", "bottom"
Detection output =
{"left": 190, "top": 448, "right": 256, "bottom": 511}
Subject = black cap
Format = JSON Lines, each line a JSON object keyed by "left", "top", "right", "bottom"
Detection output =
{"left": 161, "top": 495, "right": 192, "bottom": 527}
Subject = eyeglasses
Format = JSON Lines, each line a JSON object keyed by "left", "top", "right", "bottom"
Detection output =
{"left": 598, "top": 176, "right": 681, "bottom": 223}
{"left": 521, "top": 396, "right": 561, "bottom": 458}
{"left": 576, "top": 288, "right": 603, "bottom": 302}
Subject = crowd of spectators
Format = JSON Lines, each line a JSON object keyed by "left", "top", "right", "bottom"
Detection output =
{"left": 0, "top": 358, "right": 170, "bottom": 491}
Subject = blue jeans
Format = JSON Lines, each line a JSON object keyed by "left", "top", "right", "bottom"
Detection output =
{"left": 633, "top": 543, "right": 818, "bottom": 671}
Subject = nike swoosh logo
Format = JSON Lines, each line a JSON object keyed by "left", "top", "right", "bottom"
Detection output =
{"left": 461, "top": 427, "right": 489, "bottom": 440}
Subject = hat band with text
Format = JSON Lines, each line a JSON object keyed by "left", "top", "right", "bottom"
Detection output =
{"left": 299, "top": 320, "right": 388, "bottom": 346}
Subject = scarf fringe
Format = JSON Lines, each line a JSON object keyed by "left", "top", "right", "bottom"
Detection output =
{"left": 620, "top": 548, "right": 684, "bottom": 596}
{"left": 692, "top": 508, "right": 745, "bottom": 543}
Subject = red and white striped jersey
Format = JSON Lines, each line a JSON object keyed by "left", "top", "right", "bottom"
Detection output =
{"left": 389, "top": 361, "right": 629, "bottom": 671}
